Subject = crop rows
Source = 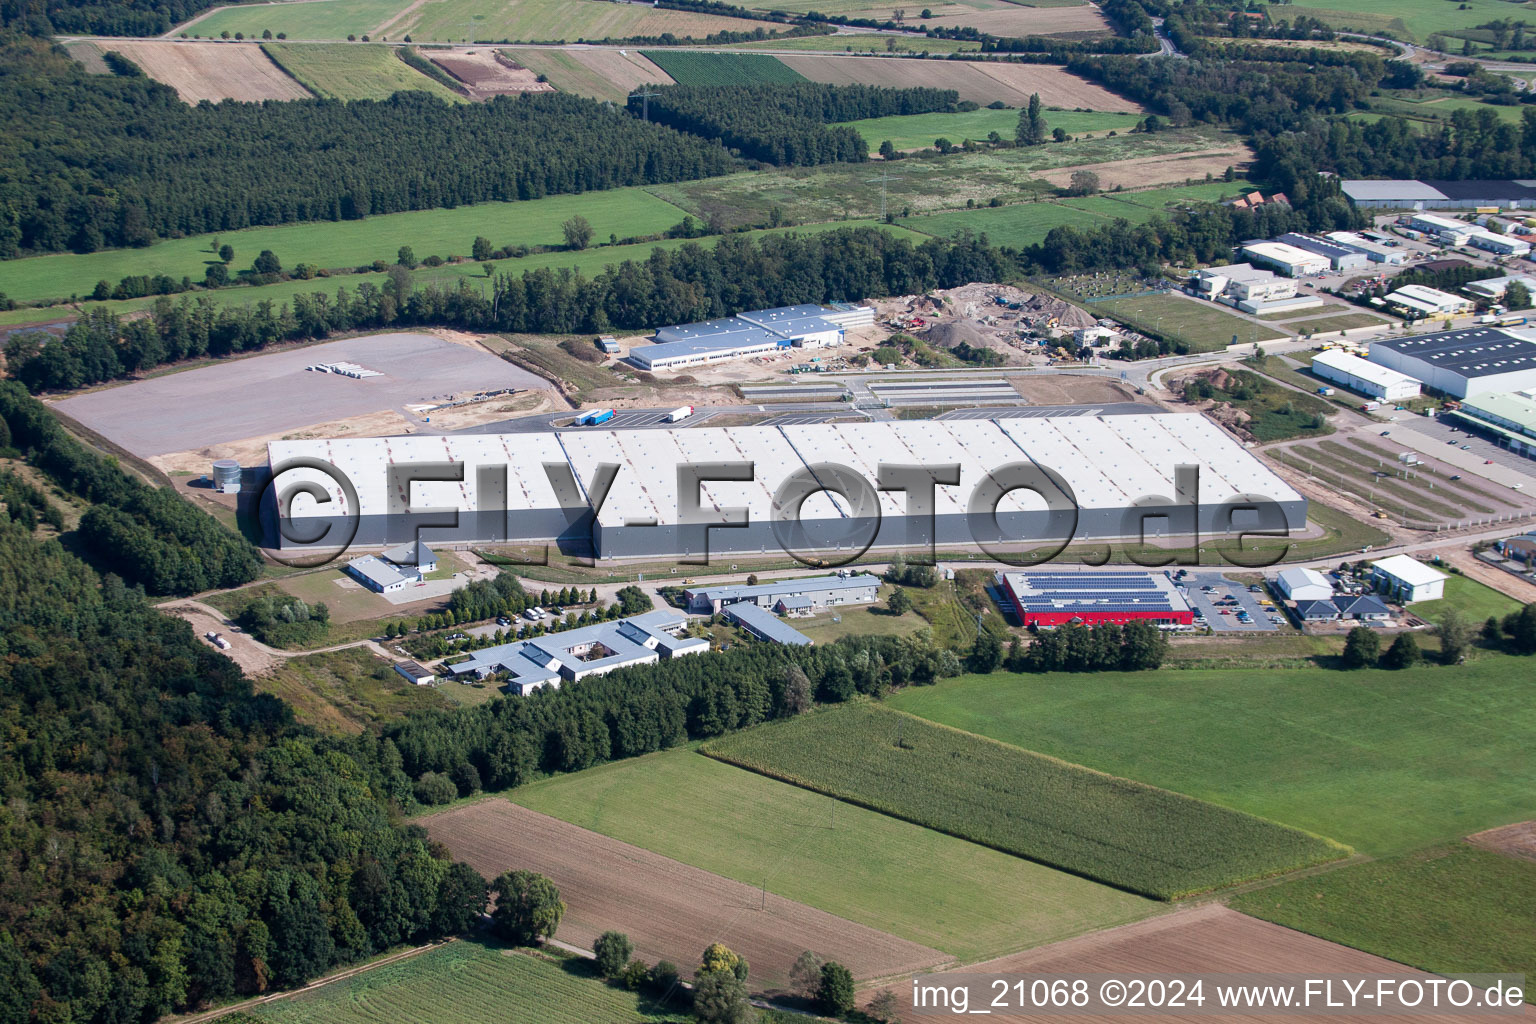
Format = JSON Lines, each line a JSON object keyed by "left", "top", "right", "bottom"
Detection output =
{"left": 641, "top": 51, "right": 803, "bottom": 86}
{"left": 702, "top": 704, "right": 1348, "bottom": 900}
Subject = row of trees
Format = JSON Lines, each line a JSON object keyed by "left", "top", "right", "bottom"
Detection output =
{"left": 632, "top": 83, "right": 958, "bottom": 167}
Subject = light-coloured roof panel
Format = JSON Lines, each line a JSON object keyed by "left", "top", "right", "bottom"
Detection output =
{"left": 1341, "top": 180, "right": 1448, "bottom": 202}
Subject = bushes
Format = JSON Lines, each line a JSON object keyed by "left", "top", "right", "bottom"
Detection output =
{"left": 703, "top": 703, "right": 1348, "bottom": 899}
{"left": 236, "top": 592, "right": 331, "bottom": 648}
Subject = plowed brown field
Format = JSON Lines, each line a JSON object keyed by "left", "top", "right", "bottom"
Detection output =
{"left": 103, "top": 41, "right": 311, "bottom": 102}
{"left": 423, "top": 800, "right": 950, "bottom": 991}
{"left": 870, "top": 904, "right": 1536, "bottom": 1022}
{"left": 778, "top": 55, "right": 1140, "bottom": 110}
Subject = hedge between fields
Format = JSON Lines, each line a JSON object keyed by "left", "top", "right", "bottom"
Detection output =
{"left": 702, "top": 703, "right": 1350, "bottom": 900}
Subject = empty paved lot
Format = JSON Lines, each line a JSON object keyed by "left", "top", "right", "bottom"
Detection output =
{"left": 54, "top": 334, "right": 547, "bottom": 457}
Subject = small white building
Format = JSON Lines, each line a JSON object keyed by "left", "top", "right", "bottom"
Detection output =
{"left": 345, "top": 555, "right": 415, "bottom": 593}
{"left": 1371, "top": 554, "right": 1448, "bottom": 603}
{"left": 1311, "top": 348, "right": 1422, "bottom": 401}
{"left": 1074, "top": 325, "right": 1119, "bottom": 345}
{"left": 394, "top": 661, "right": 437, "bottom": 686}
{"left": 1275, "top": 566, "right": 1333, "bottom": 602}
{"left": 1240, "top": 241, "right": 1331, "bottom": 277}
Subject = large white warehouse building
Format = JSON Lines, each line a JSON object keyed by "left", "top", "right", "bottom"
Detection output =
{"left": 630, "top": 303, "right": 874, "bottom": 371}
{"left": 1368, "top": 326, "right": 1536, "bottom": 399}
{"left": 265, "top": 415, "right": 1307, "bottom": 560}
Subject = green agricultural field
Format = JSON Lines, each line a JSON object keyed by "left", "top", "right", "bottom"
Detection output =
{"left": 1095, "top": 292, "right": 1286, "bottom": 353}
{"left": 1281, "top": 312, "right": 1391, "bottom": 334}
{"left": 840, "top": 107, "right": 1141, "bottom": 150}
{"left": 188, "top": 0, "right": 778, "bottom": 42}
{"left": 0, "top": 187, "right": 689, "bottom": 306}
{"left": 0, "top": 219, "right": 927, "bottom": 329}
{"left": 640, "top": 50, "right": 803, "bottom": 85}
{"left": 512, "top": 747, "right": 1160, "bottom": 960}
{"left": 886, "top": 655, "right": 1536, "bottom": 856}
{"left": 1232, "top": 844, "right": 1536, "bottom": 984}
{"left": 649, "top": 126, "right": 1233, "bottom": 228}
{"left": 702, "top": 704, "right": 1347, "bottom": 900}
{"left": 1268, "top": 0, "right": 1529, "bottom": 44}
{"left": 234, "top": 939, "right": 685, "bottom": 1024}
{"left": 262, "top": 44, "right": 465, "bottom": 101}
{"left": 190, "top": 0, "right": 414, "bottom": 40}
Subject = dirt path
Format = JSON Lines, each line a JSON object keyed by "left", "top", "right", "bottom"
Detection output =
{"left": 372, "top": 0, "right": 426, "bottom": 38}
{"left": 159, "top": 598, "right": 398, "bottom": 676}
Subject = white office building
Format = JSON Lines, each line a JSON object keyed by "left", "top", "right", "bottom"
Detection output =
{"left": 1195, "top": 263, "right": 1298, "bottom": 302}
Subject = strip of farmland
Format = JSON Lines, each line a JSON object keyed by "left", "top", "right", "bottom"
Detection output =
{"left": 701, "top": 704, "right": 1348, "bottom": 900}
{"left": 420, "top": 801, "right": 950, "bottom": 990}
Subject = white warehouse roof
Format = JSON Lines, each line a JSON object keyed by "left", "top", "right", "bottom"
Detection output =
{"left": 1371, "top": 554, "right": 1449, "bottom": 587}
{"left": 1312, "top": 348, "right": 1420, "bottom": 391}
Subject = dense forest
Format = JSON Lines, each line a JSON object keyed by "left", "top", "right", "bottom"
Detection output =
{"left": 0, "top": 38, "right": 735, "bottom": 257}
{"left": 632, "top": 82, "right": 957, "bottom": 166}
{"left": 0, "top": 381, "right": 262, "bottom": 593}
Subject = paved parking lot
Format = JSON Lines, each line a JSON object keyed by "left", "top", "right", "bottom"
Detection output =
{"left": 1176, "top": 571, "right": 1281, "bottom": 632}
{"left": 1391, "top": 417, "right": 1536, "bottom": 484}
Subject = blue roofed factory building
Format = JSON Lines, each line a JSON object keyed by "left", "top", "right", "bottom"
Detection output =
{"left": 629, "top": 303, "right": 875, "bottom": 371}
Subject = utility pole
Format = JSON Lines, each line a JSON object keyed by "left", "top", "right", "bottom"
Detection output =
{"left": 628, "top": 86, "right": 657, "bottom": 121}
{"left": 867, "top": 169, "right": 902, "bottom": 222}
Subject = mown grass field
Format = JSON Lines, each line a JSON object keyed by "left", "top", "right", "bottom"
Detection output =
{"left": 1232, "top": 844, "right": 1536, "bottom": 985}
{"left": 231, "top": 939, "right": 686, "bottom": 1024}
{"left": 641, "top": 50, "right": 803, "bottom": 85}
{"left": 1409, "top": 574, "right": 1522, "bottom": 626}
{"left": 2, "top": 218, "right": 925, "bottom": 330}
{"left": 886, "top": 655, "right": 1536, "bottom": 857}
{"left": 1283, "top": 312, "right": 1391, "bottom": 334}
{"left": 511, "top": 746, "right": 1161, "bottom": 961}
{"left": 1273, "top": 0, "right": 1526, "bottom": 44}
{"left": 262, "top": 44, "right": 465, "bottom": 101}
{"left": 189, "top": 0, "right": 777, "bottom": 42}
{"left": 190, "top": 0, "right": 413, "bottom": 39}
{"left": 0, "top": 187, "right": 688, "bottom": 306}
{"left": 702, "top": 703, "right": 1347, "bottom": 900}
{"left": 1096, "top": 292, "right": 1286, "bottom": 352}
{"left": 840, "top": 107, "right": 1141, "bottom": 150}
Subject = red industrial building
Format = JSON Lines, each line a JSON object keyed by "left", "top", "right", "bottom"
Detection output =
{"left": 1000, "top": 571, "right": 1193, "bottom": 628}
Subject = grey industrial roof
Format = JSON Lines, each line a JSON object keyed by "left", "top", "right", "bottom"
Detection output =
{"left": 394, "top": 660, "right": 435, "bottom": 680}
{"left": 1373, "top": 328, "right": 1536, "bottom": 377}
{"left": 1275, "top": 233, "right": 1360, "bottom": 258}
{"left": 1295, "top": 599, "right": 1339, "bottom": 619}
{"left": 1340, "top": 180, "right": 1448, "bottom": 202}
{"left": 1334, "top": 594, "right": 1392, "bottom": 617}
{"left": 383, "top": 539, "right": 434, "bottom": 568}
{"left": 778, "top": 595, "right": 814, "bottom": 609}
{"left": 724, "top": 602, "right": 813, "bottom": 645}
{"left": 636, "top": 325, "right": 786, "bottom": 365}
{"left": 689, "top": 573, "right": 881, "bottom": 603}
{"left": 346, "top": 554, "right": 413, "bottom": 589}
{"left": 739, "top": 305, "right": 842, "bottom": 338}
{"left": 642, "top": 305, "right": 842, "bottom": 362}
{"left": 654, "top": 316, "right": 770, "bottom": 344}
{"left": 449, "top": 609, "right": 690, "bottom": 683}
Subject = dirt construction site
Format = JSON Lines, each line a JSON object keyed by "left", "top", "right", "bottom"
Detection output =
{"left": 874, "top": 282, "right": 1102, "bottom": 365}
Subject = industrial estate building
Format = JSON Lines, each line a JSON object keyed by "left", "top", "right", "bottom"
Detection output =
{"left": 999, "top": 571, "right": 1193, "bottom": 628}
{"left": 343, "top": 539, "right": 437, "bottom": 593}
{"left": 1463, "top": 275, "right": 1536, "bottom": 301}
{"left": 267, "top": 415, "right": 1307, "bottom": 560}
{"left": 1342, "top": 179, "right": 1536, "bottom": 210}
{"left": 1370, "top": 555, "right": 1449, "bottom": 603}
{"left": 1368, "top": 327, "right": 1536, "bottom": 398}
{"left": 1311, "top": 348, "right": 1422, "bottom": 402}
{"left": 1274, "top": 232, "right": 1370, "bottom": 272}
{"left": 1451, "top": 388, "right": 1536, "bottom": 454}
{"left": 1275, "top": 566, "right": 1333, "bottom": 602}
{"left": 1195, "top": 263, "right": 1298, "bottom": 302}
{"left": 1381, "top": 284, "right": 1474, "bottom": 320}
{"left": 629, "top": 303, "right": 875, "bottom": 371}
{"left": 1324, "top": 231, "right": 1407, "bottom": 265}
{"left": 723, "top": 602, "right": 813, "bottom": 646}
{"left": 448, "top": 609, "right": 708, "bottom": 693}
{"left": 1239, "top": 241, "right": 1331, "bottom": 277}
{"left": 683, "top": 573, "right": 879, "bottom": 615}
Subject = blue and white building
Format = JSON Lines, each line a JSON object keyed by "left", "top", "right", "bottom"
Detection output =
{"left": 630, "top": 303, "right": 874, "bottom": 371}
